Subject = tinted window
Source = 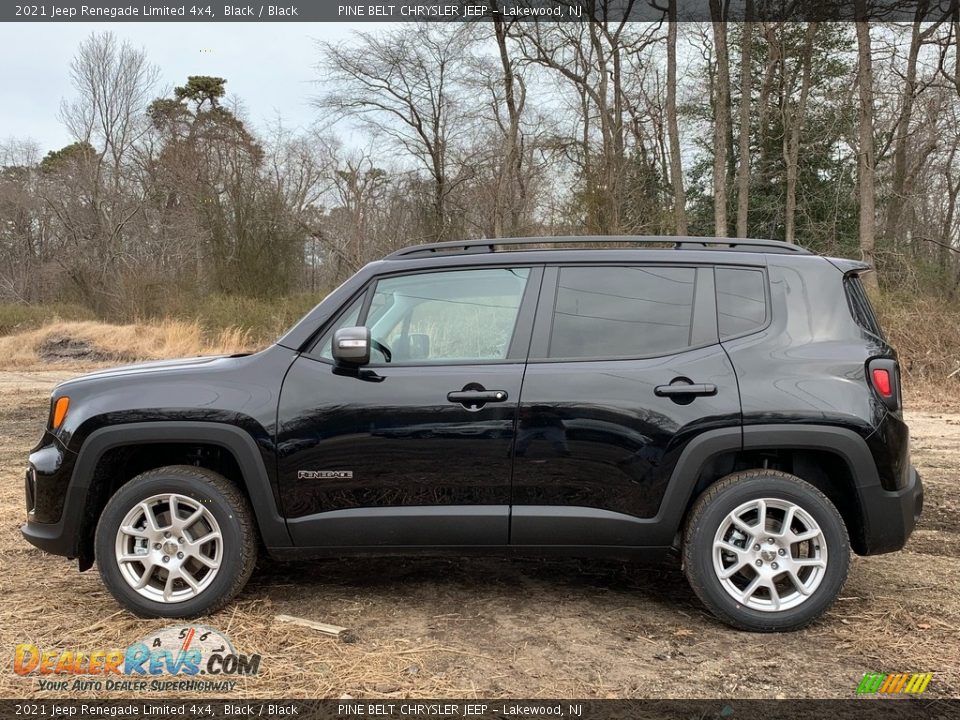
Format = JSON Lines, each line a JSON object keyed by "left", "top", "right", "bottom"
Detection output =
{"left": 549, "top": 266, "right": 696, "bottom": 359}
{"left": 716, "top": 268, "right": 767, "bottom": 338}
{"left": 368, "top": 268, "right": 529, "bottom": 363}
{"left": 844, "top": 274, "right": 885, "bottom": 339}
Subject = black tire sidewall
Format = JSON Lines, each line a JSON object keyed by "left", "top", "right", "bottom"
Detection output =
{"left": 687, "top": 476, "right": 849, "bottom": 631}
{"left": 95, "top": 470, "right": 246, "bottom": 618}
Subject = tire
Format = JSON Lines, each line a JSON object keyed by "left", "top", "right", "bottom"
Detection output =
{"left": 95, "top": 465, "right": 257, "bottom": 618}
{"left": 682, "top": 470, "right": 850, "bottom": 632}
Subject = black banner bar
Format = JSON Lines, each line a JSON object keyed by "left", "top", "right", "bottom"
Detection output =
{"left": 3, "top": 0, "right": 959, "bottom": 23}
{"left": 0, "top": 700, "right": 957, "bottom": 720}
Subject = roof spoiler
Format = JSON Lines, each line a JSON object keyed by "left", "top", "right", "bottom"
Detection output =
{"left": 826, "top": 257, "right": 872, "bottom": 275}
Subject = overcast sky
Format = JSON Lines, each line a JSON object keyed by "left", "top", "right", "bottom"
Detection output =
{"left": 0, "top": 23, "right": 384, "bottom": 154}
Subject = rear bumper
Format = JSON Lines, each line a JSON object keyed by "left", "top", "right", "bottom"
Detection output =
{"left": 857, "top": 465, "right": 923, "bottom": 555}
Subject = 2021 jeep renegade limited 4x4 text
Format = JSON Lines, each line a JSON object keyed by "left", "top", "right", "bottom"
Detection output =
{"left": 22, "top": 237, "right": 923, "bottom": 631}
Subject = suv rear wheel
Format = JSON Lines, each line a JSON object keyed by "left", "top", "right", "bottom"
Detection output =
{"left": 94, "top": 465, "right": 257, "bottom": 618}
{"left": 683, "top": 470, "right": 850, "bottom": 631}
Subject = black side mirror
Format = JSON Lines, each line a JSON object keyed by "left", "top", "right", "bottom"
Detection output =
{"left": 332, "top": 326, "right": 371, "bottom": 365}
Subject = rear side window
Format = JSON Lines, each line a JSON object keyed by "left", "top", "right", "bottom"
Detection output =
{"left": 548, "top": 266, "right": 696, "bottom": 359}
{"left": 716, "top": 268, "right": 767, "bottom": 339}
{"left": 844, "top": 273, "right": 885, "bottom": 339}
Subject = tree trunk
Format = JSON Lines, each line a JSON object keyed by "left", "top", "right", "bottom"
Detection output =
{"left": 886, "top": 7, "right": 927, "bottom": 246}
{"left": 735, "top": 4, "right": 754, "bottom": 238}
{"left": 783, "top": 23, "right": 818, "bottom": 246}
{"left": 492, "top": 11, "right": 521, "bottom": 239}
{"left": 666, "top": 1, "right": 688, "bottom": 235}
{"left": 711, "top": 0, "right": 731, "bottom": 237}
{"left": 855, "top": 4, "right": 878, "bottom": 289}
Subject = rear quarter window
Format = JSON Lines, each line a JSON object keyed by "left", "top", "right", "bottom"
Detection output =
{"left": 843, "top": 274, "right": 885, "bottom": 339}
{"left": 716, "top": 267, "right": 768, "bottom": 339}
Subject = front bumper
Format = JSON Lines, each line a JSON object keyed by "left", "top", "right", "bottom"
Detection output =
{"left": 857, "top": 465, "right": 923, "bottom": 555}
{"left": 21, "top": 436, "right": 83, "bottom": 558}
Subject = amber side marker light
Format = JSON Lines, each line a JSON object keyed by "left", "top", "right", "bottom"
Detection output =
{"left": 52, "top": 397, "right": 70, "bottom": 429}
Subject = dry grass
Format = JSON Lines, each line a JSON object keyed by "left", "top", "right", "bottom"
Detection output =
{"left": 0, "top": 378, "right": 957, "bottom": 699}
{"left": 877, "top": 293, "right": 960, "bottom": 382}
{"left": 0, "top": 321, "right": 255, "bottom": 369}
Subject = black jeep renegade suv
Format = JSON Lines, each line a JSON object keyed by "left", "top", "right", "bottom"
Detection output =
{"left": 22, "top": 237, "right": 923, "bottom": 631}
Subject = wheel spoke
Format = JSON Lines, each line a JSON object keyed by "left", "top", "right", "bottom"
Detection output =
{"left": 732, "top": 516, "right": 756, "bottom": 537}
{"left": 791, "top": 528, "right": 820, "bottom": 543}
{"left": 134, "top": 561, "right": 156, "bottom": 589}
{"left": 192, "top": 552, "right": 219, "bottom": 569}
{"left": 180, "top": 569, "right": 201, "bottom": 594}
{"left": 714, "top": 539, "right": 747, "bottom": 556}
{"left": 779, "top": 506, "right": 796, "bottom": 536}
{"left": 787, "top": 568, "right": 811, "bottom": 595}
{"left": 163, "top": 568, "right": 178, "bottom": 601}
{"left": 139, "top": 502, "right": 161, "bottom": 533}
{"left": 719, "top": 559, "right": 748, "bottom": 579}
{"left": 741, "top": 574, "right": 763, "bottom": 601}
{"left": 181, "top": 507, "right": 204, "bottom": 530}
{"left": 120, "top": 524, "right": 150, "bottom": 539}
{"left": 755, "top": 499, "right": 767, "bottom": 533}
{"left": 794, "top": 557, "right": 826, "bottom": 569}
{"left": 117, "top": 554, "right": 146, "bottom": 564}
{"left": 187, "top": 530, "right": 221, "bottom": 548}
{"left": 768, "top": 582, "right": 781, "bottom": 611}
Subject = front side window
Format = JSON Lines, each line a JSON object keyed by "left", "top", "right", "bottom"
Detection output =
{"left": 366, "top": 267, "right": 530, "bottom": 363}
{"left": 548, "top": 266, "right": 696, "bottom": 359}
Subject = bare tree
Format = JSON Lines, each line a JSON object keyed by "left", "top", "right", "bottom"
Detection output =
{"left": 855, "top": 1, "right": 878, "bottom": 288}
{"left": 710, "top": 0, "right": 732, "bottom": 237}
{"left": 782, "top": 23, "right": 818, "bottom": 246}
{"left": 735, "top": 2, "right": 754, "bottom": 237}
{"left": 489, "top": 5, "right": 526, "bottom": 238}
{"left": 46, "top": 32, "right": 158, "bottom": 313}
{"left": 666, "top": 0, "right": 688, "bottom": 234}
{"left": 511, "top": 7, "right": 661, "bottom": 234}
{"left": 316, "top": 24, "right": 474, "bottom": 241}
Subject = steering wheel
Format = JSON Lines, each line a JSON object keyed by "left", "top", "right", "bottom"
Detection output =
{"left": 371, "top": 339, "right": 392, "bottom": 363}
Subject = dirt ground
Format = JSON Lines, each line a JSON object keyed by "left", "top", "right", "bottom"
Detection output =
{"left": 0, "top": 368, "right": 957, "bottom": 699}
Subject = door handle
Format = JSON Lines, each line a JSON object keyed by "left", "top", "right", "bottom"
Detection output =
{"left": 654, "top": 383, "right": 717, "bottom": 397}
{"left": 447, "top": 390, "right": 509, "bottom": 404}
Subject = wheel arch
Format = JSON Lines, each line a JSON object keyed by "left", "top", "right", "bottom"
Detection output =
{"left": 661, "top": 424, "right": 875, "bottom": 554}
{"left": 71, "top": 422, "right": 291, "bottom": 569}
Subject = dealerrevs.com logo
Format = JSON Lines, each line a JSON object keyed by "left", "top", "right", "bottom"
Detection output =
{"left": 14, "top": 625, "right": 260, "bottom": 692}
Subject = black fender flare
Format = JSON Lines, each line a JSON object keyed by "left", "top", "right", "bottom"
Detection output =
{"left": 654, "top": 423, "right": 876, "bottom": 545}
{"left": 71, "top": 421, "right": 291, "bottom": 551}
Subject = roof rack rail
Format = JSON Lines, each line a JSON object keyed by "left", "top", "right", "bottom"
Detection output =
{"left": 386, "top": 236, "right": 812, "bottom": 258}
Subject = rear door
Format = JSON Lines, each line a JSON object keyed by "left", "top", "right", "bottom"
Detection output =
{"left": 510, "top": 263, "right": 743, "bottom": 547}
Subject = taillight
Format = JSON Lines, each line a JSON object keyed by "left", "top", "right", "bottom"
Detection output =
{"left": 871, "top": 368, "right": 892, "bottom": 397}
{"left": 867, "top": 359, "right": 900, "bottom": 411}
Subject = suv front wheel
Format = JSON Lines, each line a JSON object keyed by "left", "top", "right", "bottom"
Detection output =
{"left": 94, "top": 465, "right": 257, "bottom": 618}
{"left": 683, "top": 470, "right": 850, "bottom": 632}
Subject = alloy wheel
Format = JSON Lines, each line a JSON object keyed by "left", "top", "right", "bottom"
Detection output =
{"left": 712, "top": 497, "right": 828, "bottom": 612}
{"left": 113, "top": 493, "right": 223, "bottom": 603}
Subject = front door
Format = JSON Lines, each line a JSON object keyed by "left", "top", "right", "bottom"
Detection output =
{"left": 276, "top": 265, "right": 540, "bottom": 548}
{"left": 510, "top": 264, "right": 742, "bottom": 547}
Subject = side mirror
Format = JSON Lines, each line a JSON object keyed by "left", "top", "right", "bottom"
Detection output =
{"left": 332, "top": 326, "right": 370, "bottom": 365}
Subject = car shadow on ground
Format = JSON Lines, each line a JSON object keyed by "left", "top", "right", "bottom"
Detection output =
{"left": 246, "top": 553, "right": 705, "bottom": 620}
